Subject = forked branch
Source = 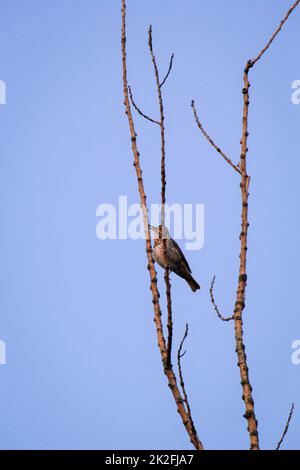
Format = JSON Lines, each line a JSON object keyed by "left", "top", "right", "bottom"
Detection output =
{"left": 121, "top": 0, "right": 203, "bottom": 450}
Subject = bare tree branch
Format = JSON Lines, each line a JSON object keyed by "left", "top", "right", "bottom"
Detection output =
{"left": 251, "top": 0, "right": 300, "bottom": 66}
{"left": 232, "top": 56, "right": 259, "bottom": 449}
{"left": 148, "top": 25, "right": 174, "bottom": 374}
{"left": 210, "top": 276, "right": 234, "bottom": 322}
{"left": 121, "top": 0, "right": 203, "bottom": 450}
{"left": 165, "top": 268, "right": 173, "bottom": 368}
{"left": 275, "top": 403, "right": 295, "bottom": 450}
{"left": 191, "top": 100, "right": 241, "bottom": 174}
{"left": 160, "top": 53, "right": 174, "bottom": 88}
{"left": 121, "top": 2, "right": 161, "bottom": 347}
{"left": 128, "top": 85, "right": 160, "bottom": 125}
{"left": 177, "top": 324, "right": 198, "bottom": 439}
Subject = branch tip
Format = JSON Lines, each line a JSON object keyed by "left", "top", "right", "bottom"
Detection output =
{"left": 276, "top": 403, "right": 295, "bottom": 450}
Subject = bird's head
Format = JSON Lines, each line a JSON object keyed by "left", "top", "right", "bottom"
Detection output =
{"left": 149, "top": 224, "right": 170, "bottom": 240}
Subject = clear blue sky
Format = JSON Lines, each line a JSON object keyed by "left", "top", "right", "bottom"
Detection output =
{"left": 0, "top": 0, "right": 299, "bottom": 450}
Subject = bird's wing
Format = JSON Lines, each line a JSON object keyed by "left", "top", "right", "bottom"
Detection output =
{"left": 171, "top": 238, "right": 192, "bottom": 273}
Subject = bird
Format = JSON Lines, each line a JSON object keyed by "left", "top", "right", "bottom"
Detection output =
{"left": 149, "top": 225, "right": 200, "bottom": 292}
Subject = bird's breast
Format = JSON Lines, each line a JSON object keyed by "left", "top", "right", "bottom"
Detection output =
{"left": 153, "top": 242, "right": 169, "bottom": 268}
{"left": 153, "top": 239, "right": 179, "bottom": 271}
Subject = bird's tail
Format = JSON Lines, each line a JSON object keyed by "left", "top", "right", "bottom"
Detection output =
{"left": 185, "top": 273, "right": 200, "bottom": 292}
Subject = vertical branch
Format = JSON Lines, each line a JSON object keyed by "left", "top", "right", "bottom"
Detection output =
{"left": 233, "top": 0, "right": 300, "bottom": 448}
{"left": 148, "top": 25, "right": 167, "bottom": 234}
{"left": 192, "top": 85, "right": 259, "bottom": 449}
{"left": 121, "top": 1, "right": 163, "bottom": 363}
{"left": 121, "top": 0, "right": 203, "bottom": 450}
{"left": 165, "top": 268, "right": 173, "bottom": 367}
{"left": 233, "top": 59, "right": 259, "bottom": 450}
{"left": 192, "top": 0, "right": 300, "bottom": 451}
{"left": 148, "top": 26, "right": 174, "bottom": 368}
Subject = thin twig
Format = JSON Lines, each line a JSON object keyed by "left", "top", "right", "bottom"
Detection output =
{"left": 251, "top": 0, "right": 300, "bottom": 66}
{"left": 177, "top": 324, "right": 198, "bottom": 438}
{"left": 276, "top": 403, "right": 295, "bottom": 450}
{"left": 160, "top": 53, "right": 174, "bottom": 88}
{"left": 210, "top": 276, "right": 234, "bottom": 322}
{"left": 121, "top": 0, "right": 203, "bottom": 450}
{"left": 191, "top": 100, "right": 241, "bottom": 174}
{"left": 165, "top": 268, "right": 173, "bottom": 368}
{"left": 128, "top": 85, "right": 160, "bottom": 125}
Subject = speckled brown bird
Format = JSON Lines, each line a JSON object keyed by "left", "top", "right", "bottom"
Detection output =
{"left": 150, "top": 225, "right": 200, "bottom": 292}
